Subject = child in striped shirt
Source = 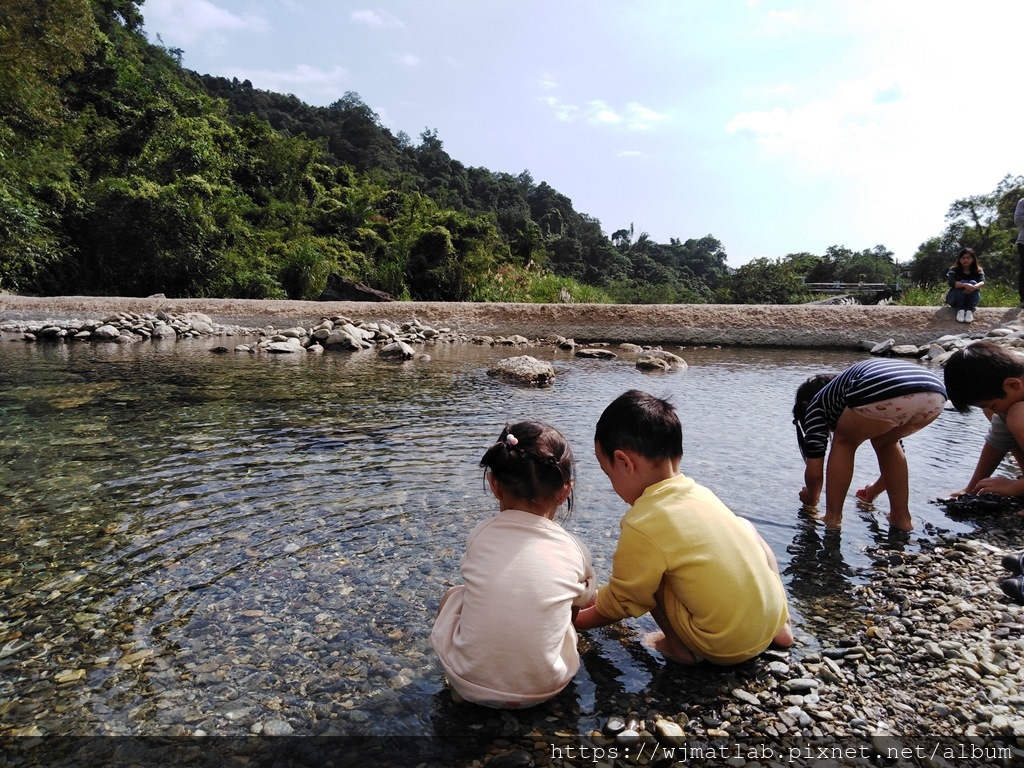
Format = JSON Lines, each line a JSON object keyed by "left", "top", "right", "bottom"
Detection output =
{"left": 792, "top": 358, "right": 946, "bottom": 531}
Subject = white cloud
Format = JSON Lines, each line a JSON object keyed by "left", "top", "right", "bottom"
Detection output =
{"left": 537, "top": 72, "right": 558, "bottom": 91}
{"left": 540, "top": 96, "right": 579, "bottom": 122}
{"left": 351, "top": 9, "right": 405, "bottom": 28}
{"left": 724, "top": 71, "right": 910, "bottom": 175}
{"left": 625, "top": 102, "right": 667, "bottom": 131}
{"left": 540, "top": 95, "right": 666, "bottom": 132}
{"left": 398, "top": 52, "right": 421, "bottom": 67}
{"left": 144, "top": 0, "right": 267, "bottom": 50}
{"left": 617, "top": 150, "right": 649, "bottom": 159}
{"left": 588, "top": 100, "right": 622, "bottom": 126}
{"left": 764, "top": 10, "right": 800, "bottom": 26}
{"left": 224, "top": 64, "right": 349, "bottom": 101}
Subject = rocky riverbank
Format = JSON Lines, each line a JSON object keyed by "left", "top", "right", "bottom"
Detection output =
{"left": 4, "top": 296, "right": 1024, "bottom": 767}
{"left": 2, "top": 294, "right": 1023, "bottom": 348}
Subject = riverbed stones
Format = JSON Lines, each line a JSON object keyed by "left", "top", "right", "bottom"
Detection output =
{"left": 487, "top": 355, "right": 555, "bottom": 387}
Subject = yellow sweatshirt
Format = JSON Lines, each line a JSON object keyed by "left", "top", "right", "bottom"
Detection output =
{"left": 595, "top": 474, "right": 789, "bottom": 664}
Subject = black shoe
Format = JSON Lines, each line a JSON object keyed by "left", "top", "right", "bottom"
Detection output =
{"left": 1002, "top": 552, "right": 1024, "bottom": 575}
{"left": 1000, "top": 576, "right": 1024, "bottom": 604}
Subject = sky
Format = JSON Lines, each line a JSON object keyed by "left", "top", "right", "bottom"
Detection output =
{"left": 141, "top": 0, "right": 1023, "bottom": 268}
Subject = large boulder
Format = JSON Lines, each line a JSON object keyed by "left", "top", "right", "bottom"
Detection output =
{"left": 487, "top": 355, "right": 555, "bottom": 388}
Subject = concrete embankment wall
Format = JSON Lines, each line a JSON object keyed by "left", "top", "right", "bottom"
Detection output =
{"left": 1, "top": 295, "right": 1020, "bottom": 348}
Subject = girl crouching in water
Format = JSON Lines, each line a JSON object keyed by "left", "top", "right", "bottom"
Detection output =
{"left": 430, "top": 421, "right": 595, "bottom": 708}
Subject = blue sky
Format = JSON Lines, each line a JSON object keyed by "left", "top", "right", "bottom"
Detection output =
{"left": 142, "top": 0, "right": 1023, "bottom": 268}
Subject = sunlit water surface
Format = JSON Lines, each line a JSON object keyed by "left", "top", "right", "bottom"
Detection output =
{"left": 0, "top": 337, "right": 1002, "bottom": 758}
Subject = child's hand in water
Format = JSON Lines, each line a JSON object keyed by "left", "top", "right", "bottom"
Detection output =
{"left": 798, "top": 487, "right": 817, "bottom": 506}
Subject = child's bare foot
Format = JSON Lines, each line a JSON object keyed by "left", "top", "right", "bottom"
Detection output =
{"left": 642, "top": 631, "right": 700, "bottom": 665}
{"left": 822, "top": 512, "right": 843, "bottom": 529}
{"left": 855, "top": 486, "right": 878, "bottom": 503}
{"left": 772, "top": 622, "right": 794, "bottom": 649}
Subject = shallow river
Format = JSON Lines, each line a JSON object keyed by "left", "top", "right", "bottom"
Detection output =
{"left": 0, "top": 336, "right": 1002, "bottom": 761}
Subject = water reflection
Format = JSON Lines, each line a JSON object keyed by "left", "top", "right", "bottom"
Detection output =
{"left": 0, "top": 337, "right": 1004, "bottom": 754}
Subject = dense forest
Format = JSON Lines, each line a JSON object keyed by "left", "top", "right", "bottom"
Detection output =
{"left": 1, "top": 1, "right": 1022, "bottom": 304}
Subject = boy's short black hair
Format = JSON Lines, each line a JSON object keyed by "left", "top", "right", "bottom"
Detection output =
{"left": 595, "top": 389, "right": 683, "bottom": 461}
{"left": 943, "top": 341, "right": 1024, "bottom": 413}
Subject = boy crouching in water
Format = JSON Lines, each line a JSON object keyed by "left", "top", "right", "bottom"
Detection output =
{"left": 574, "top": 389, "right": 793, "bottom": 665}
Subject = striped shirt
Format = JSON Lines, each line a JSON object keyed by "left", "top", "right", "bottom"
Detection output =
{"left": 797, "top": 359, "right": 946, "bottom": 459}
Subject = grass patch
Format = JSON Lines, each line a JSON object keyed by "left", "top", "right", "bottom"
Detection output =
{"left": 469, "top": 264, "right": 613, "bottom": 303}
{"left": 896, "top": 281, "right": 1018, "bottom": 308}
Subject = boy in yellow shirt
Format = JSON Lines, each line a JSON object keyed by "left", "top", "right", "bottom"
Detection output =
{"left": 574, "top": 389, "right": 793, "bottom": 665}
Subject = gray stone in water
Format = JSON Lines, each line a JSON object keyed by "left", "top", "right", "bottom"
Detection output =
{"left": 654, "top": 718, "right": 685, "bottom": 745}
{"left": 603, "top": 716, "right": 626, "bottom": 734}
{"left": 784, "top": 677, "right": 820, "bottom": 693}
{"left": 732, "top": 688, "right": 761, "bottom": 706}
{"left": 340, "top": 322, "right": 373, "bottom": 342}
{"left": 92, "top": 324, "right": 121, "bottom": 341}
{"left": 499, "top": 334, "right": 530, "bottom": 346}
{"left": 889, "top": 344, "right": 923, "bottom": 357}
{"left": 323, "top": 329, "right": 361, "bottom": 350}
{"left": 643, "top": 349, "right": 687, "bottom": 368}
{"left": 615, "top": 729, "right": 641, "bottom": 747}
{"left": 378, "top": 341, "right": 415, "bottom": 361}
{"left": 870, "top": 338, "right": 895, "bottom": 355}
{"left": 487, "top": 355, "right": 555, "bottom": 388}
{"left": 637, "top": 356, "right": 671, "bottom": 371}
{"left": 267, "top": 340, "right": 301, "bottom": 354}
{"left": 575, "top": 347, "right": 617, "bottom": 359}
{"left": 261, "top": 719, "right": 294, "bottom": 736}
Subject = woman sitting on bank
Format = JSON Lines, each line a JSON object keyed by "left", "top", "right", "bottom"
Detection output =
{"left": 946, "top": 247, "right": 985, "bottom": 323}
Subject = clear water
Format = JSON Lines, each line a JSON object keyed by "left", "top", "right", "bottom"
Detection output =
{"left": 0, "top": 337, "right": 1000, "bottom": 751}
